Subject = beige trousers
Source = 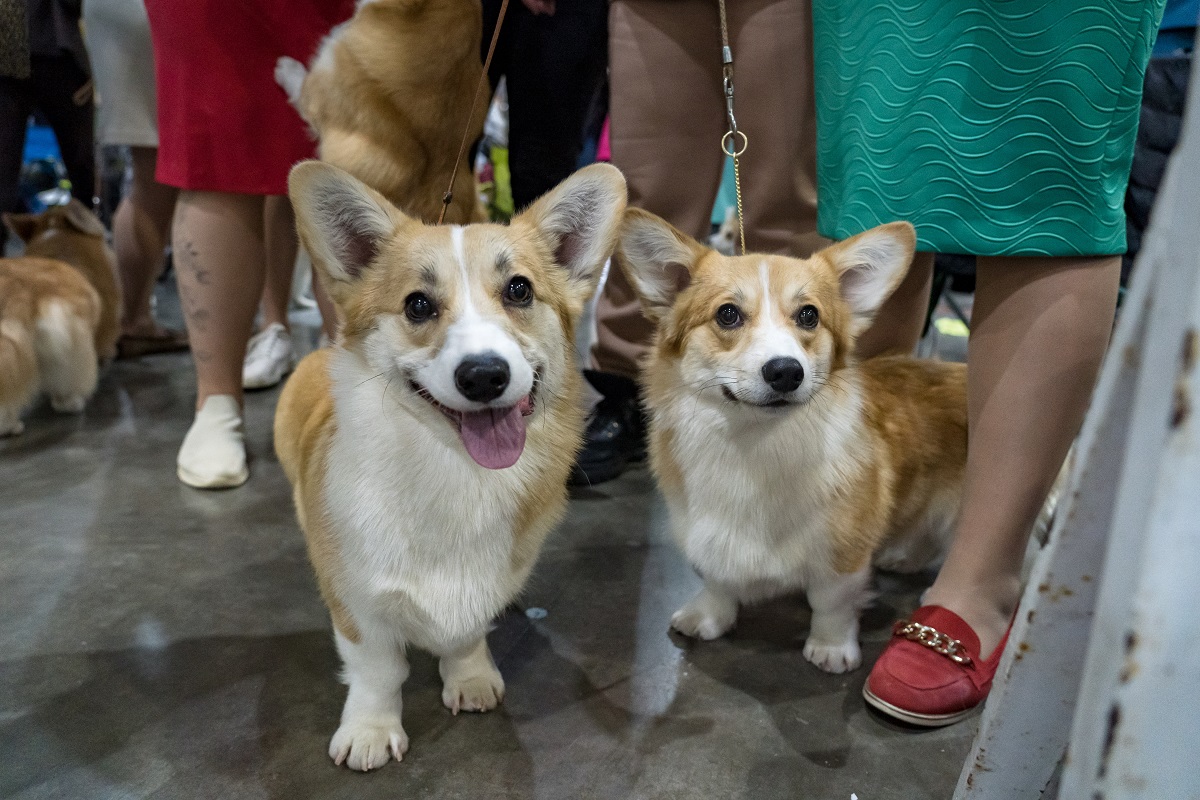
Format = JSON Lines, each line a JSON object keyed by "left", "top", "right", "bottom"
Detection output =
{"left": 594, "top": 0, "right": 825, "bottom": 379}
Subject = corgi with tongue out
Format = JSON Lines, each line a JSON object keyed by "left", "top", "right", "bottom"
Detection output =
{"left": 275, "top": 161, "right": 626, "bottom": 771}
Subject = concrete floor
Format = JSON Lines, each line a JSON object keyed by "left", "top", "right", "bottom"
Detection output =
{"left": 0, "top": 291, "right": 976, "bottom": 800}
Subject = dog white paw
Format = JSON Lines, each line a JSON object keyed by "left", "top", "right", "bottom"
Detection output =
{"left": 51, "top": 395, "right": 85, "bottom": 413}
{"left": 0, "top": 416, "right": 24, "bottom": 436}
{"left": 275, "top": 56, "right": 306, "bottom": 103}
{"left": 329, "top": 718, "right": 408, "bottom": 772}
{"left": 671, "top": 591, "right": 737, "bottom": 640}
{"left": 803, "top": 637, "right": 862, "bottom": 674}
{"left": 442, "top": 669, "right": 505, "bottom": 714}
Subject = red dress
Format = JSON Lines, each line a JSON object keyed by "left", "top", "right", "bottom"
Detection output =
{"left": 144, "top": 0, "right": 353, "bottom": 194}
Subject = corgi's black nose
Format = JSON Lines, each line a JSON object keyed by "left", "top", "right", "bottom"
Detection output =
{"left": 456, "top": 353, "right": 510, "bottom": 402}
{"left": 762, "top": 357, "right": 804, "bottom": 393}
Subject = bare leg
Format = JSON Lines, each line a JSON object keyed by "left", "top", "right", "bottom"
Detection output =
{"left": 856, "top": 250, "right": 934, "bottom": 359}
{"left": 923, "top": 255, "right": 1119, "bottom": 657}
{"left": 114, "top": 147, "right": 178, "bottom": 337}
{"left": 261, "top": 194, "right": 298, "bottom": 329}
{"left": 172, "top": 190, "right": 266, "bottom": 407}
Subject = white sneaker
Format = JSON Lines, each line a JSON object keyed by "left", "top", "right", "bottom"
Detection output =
{"left": 177, "top": 394, "right": 248, "bottom": 488}
{"left": 243, "top": 323, "right": 296, "bottom": 389}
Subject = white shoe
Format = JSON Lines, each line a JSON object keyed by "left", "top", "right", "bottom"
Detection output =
{"left": 177, "top": 395, "right": 249, "bottom": 488}
{"left": 243, "top": 323, "right": 296, "bottom": 389}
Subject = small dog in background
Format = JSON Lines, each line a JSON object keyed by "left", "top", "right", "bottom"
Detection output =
{"left": 1, "top": 201, "right": 121, "bottom": 435}
{"left": 6, "top": 200, "right": 121, "bottom": 359}
{"left": 709, "top": 207, "right": 738, "bottom": 256}
{"left": 276, "top": 161, "right": 626, "bottom": 770}
{"left": 275, "top": 0, "right": 486, "bottom": 224}
{"left": 617, "top": 210, "right": 967, "bottom": 674}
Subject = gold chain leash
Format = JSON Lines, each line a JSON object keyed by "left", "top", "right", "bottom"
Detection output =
{"left": 717, "top": 0, "right": 747, "bottom": 255}
{"left": 893, "top": 620, "right": 974, "bottom": 665}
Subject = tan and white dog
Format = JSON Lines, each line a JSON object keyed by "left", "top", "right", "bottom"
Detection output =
{"left": 275, "top": 0, "right": 485, "bottom": 224}
{"left": 1, "top": 201, "right": 120, "bottom": 436}
{"left": 275, "top": 161, "right": 626, "bottom": 770}
{"left": 618, "top": 210, "right": 967, "bottom": 674}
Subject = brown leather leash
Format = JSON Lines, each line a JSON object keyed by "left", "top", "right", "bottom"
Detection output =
{"left": 438, "top": 0, "right": 510, "bottom": 225}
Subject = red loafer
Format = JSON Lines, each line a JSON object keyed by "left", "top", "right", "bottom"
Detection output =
{"left": 863, "top": 605, "right": 1010, "bottom": 727}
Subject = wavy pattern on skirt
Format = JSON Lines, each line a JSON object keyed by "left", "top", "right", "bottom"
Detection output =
{"left": 813, "top": 0, "right": 1166, "bottom": 256}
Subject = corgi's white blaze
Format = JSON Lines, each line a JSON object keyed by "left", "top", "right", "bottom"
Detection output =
{"left": 414, "top": 226, "right": 535, "bottom": 412}
{"left": 730, "top": 260, "right": 812, "bottom": 402}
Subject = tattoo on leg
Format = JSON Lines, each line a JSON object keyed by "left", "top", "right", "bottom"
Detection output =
{"left": 176, "top": 239, "right": 213, "bottom": 332}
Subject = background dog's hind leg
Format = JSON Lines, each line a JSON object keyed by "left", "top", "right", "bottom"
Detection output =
{"left": 34, "top": 301, "right": 97, "bottom": 414}
{"left": 438, "top": 637, "right": 505, "bottom": 714}
{"left": 0, "top": 319, "right": 39, "bottom": 435}
{"left": 803, "top": 566, "right": 872, "bottom": 674}
{"left": 329, "top": 629, "right": 410, "bottom": 772}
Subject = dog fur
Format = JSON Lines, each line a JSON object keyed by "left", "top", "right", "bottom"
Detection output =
{"left": 1, "top": 201, "right": 120, "bottom": 435}
{"left": 5, "top": 199, "right": 121, "bottom": 360}
{"left": 617, "top": 209, "right": 967, "bottom": 673}
{"left": 275, "top": 161, "right": 626, "bottom": 770}
{"left": 275, "top": 0, "right": 486, "bottom": 224}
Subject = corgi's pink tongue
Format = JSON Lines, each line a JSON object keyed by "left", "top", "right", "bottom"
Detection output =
{"left": 460, "top": 404, "right": 527, "bottom": 469}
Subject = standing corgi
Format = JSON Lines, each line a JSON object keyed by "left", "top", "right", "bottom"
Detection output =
{"left": 275, "top": 161, "right": 626, "bottom": 770}
{"left": 275, "top": 0, "right": 486, "bottom": 224}
{"left": 617, "top": 210, "right": 967, "bottom": 673}
{"left": 1, "top": 201, "right": 120, "bottom": 435}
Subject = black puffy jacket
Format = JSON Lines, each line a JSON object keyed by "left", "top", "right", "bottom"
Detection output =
{"left": 1123, "top": 54, "right": 1193, "bottom": 285}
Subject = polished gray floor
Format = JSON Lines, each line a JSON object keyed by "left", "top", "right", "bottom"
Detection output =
{"left": 0, "top": 295, "right": 975, "bottom": 800}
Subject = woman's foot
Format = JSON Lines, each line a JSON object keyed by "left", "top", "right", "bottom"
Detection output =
{"left": 922, "top": 578, "right": 1019, "bottom": 660}
{"left": 177, "top": 395, "right": 248, "bottom": 488}
{"left": 863, "top": 605, "right": 1012, "bottom": 727}
{"left": 117, "top": 323, "right": 190, "bottom": 359}
{"left": 243, "top": 323, "right": 296, "bottom": 389}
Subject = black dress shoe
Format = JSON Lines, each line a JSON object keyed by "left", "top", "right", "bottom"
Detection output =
{"left": 569, "top": 370, "right": 647, "bottom": 486}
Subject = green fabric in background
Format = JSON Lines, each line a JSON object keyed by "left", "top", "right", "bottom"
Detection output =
{"left": 812, "top": 0, "right": 1167, "bottom": 256}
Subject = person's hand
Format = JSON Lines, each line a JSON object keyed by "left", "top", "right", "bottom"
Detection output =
{"left": 521, "top": 0, "right": 556, "bottom": 15}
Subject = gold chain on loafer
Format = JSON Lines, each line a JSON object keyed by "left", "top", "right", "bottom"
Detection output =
{"left": 892, "top": 620, "right": 973, "bottom": 665}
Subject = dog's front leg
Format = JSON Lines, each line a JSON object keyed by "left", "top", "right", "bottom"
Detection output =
{"left": 438, "top": 636, "right": 505, "bottom": 714}
{"left": 670, "top": 582, "right": 739, "bottom": 640}
{"left": 803, "top": 566, "right": 872, "bottom": 673}
{"left": 329, "top": 629, "right": 409, "bottom": 771}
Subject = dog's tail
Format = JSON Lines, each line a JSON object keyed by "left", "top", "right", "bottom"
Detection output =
{"left": 275, "top": 56, "right": 309, "bottom": 111}
{"left": 0, "top": 317, "right": 39, "bottom": 424}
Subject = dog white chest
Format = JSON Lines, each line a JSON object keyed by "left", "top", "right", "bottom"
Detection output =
{"left": 658, "top": 399, "right": 862, "bottom": 600}
{"left": 322, "top": 380, "right": 528, "bottom": 652}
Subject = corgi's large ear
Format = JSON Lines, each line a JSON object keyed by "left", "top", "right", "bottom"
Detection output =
{"left": 517, "top": 163, "right": 627, "bottom": 302}
{"left": 62, "top": 199, "right": 107, "bottom": 238}
{"left": 617, "top": 208, "right": 706, "bottom": 322}
{"left": 3, "top": 211, "right": 38, "bottom": 243}
{"left": 822, "top": 222, "right": 917, "bottom": 335}
{"left": 288, "top": 160, "right": 404, "bottom": 291}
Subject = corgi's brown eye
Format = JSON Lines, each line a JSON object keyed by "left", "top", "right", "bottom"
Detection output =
{"left": 405, "top": 292, "right": 436, "bottom": 322}
{"left": 716, "top": 303, "right": 743, "bottom": 329}
{"left": 504, "top": 276, "right": 533, "bottom": 306}
{"left": 796, "top": 305, "right": 819, "bottom": 329}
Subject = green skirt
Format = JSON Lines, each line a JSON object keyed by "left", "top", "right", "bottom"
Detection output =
{"left": 813, "top": 0, "right": 1167, "bottom": 256}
